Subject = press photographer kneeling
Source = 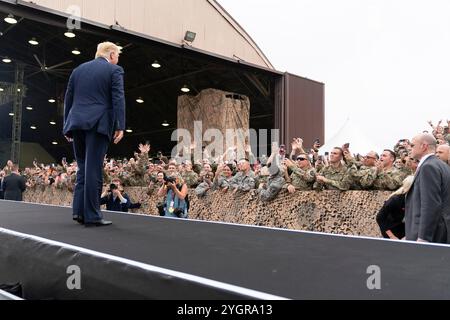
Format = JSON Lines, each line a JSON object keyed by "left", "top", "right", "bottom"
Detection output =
{"left": 157, "top": 174, "right": 189, "bottom": 218}
{"left": 100, "top": 178, "right": 141, "bottom": 213}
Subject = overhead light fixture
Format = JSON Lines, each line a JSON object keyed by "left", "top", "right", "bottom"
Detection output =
{"left": 48, "top": 98, "right": 56, "bottom": 103}
{"left": 72, "top": 48, "right": 81, "bottom": 55}
{"left": 64, "top": 29, "right": 76, "bottom": 38}
{"left": 9, "top": 112, "right": 14, "bottom": 117}
{"left": 2, "top": 57, "right": 12, "bottom": 63}
{"left": 162, "top": 121, "right": 169, "bottom": 127}
{"left": 49, "top": 121, "right": 56, "bottom": 125}
{"left": 125, "top": 128, "right": 133, "bottom": 133}
{"left": 52, "top": 141, "right": 58, "bottom": 145}
{"left": 181, "top": 85, "right": 190, "bottom": 93}
{"left": 0, "top": 88, "right": 4, "bottom": 92}
{"left": 136, "top": 97, "right": 144, "bottom": 104}
{"left": 26, "top": 106, "right": 33, "bottom": 111}
{"left": 151, "top": 60, "right": 161, "bottom": 68}
{"left": 4, "top": 14, "right": 18, "bottom": 25}
{"left": 30, "top": 125, "right": 37, "bottom": 130}
{"left": 17, "top": 88, "right": 21, "bottom": 92}
{"left": 184, "top": 31, "right": 197, "bottom": 43}
{"left": 28, "top": 38, "right": 39, "bottom": 46}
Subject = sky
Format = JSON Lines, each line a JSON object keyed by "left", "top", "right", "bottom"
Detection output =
{"left": 218, "top": 0, "right": 450, "bottom": 151}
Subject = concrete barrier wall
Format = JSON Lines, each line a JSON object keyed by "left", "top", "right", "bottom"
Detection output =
{"left": 24, "top": 188, "right": 390, "bottom": 238}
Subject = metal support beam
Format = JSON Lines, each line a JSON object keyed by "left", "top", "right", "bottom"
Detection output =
{"left": 0, "top": 82, "right": 15, "bottom": 106}
{"left": 11, "top": 64, "right": 25, "bottom": 165}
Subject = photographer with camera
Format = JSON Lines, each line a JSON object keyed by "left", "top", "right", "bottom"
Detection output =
{"left": 100, "top": 178, "right": 140, "bottom": 213}
{"left": 157, "top": 174, "right": 189, "bottom": 218}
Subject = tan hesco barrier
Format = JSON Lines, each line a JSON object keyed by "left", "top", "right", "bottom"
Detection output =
{"left": 23, "top": 188, "right": 390, "bottom": 238}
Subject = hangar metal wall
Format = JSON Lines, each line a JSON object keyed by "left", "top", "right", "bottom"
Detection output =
{"left": 21, "top": 0, "right": 273, "bottom": 69}
{"left": 275, "top": 73, "right": 325, "bottom": 147}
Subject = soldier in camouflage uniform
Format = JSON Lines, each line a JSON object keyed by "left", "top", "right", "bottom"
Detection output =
{"left": 257, "top": 165, "right": 286, "bottom": 202}
{"left": 366, "top": 150, "right": 409, "bottom": 191}
{"left": 346, "top": 151, "right": 379, "bottom": 190}
{"left": 181, "top": 162, "right": 200, "bottom": 188}
{"left": 255, "top": 166, "right": 269, "bottom": 189}
{"left": 314, "top": 148, "right": 352, "bottom": 191}
{"left": 147, "top": 171, "right": 165, "bottom": 195}
{"left": 284, "top": 154, "right": 316, "bottom": 192}
{"left": 195, "top": 172, "right": 215, "bottom": 197}
{"left": 213, "top": 163, "right": 234, "bottom": 191}
{"left": 229, "top": 159, "right": 256, "bottom": 193}
{"left": 144, "top": 163, "right": 158, "bottom": 185}
{"left": 128, "top": 143, "right": 150, "bottom": 186}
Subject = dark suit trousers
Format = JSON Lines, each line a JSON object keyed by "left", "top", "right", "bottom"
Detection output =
{"left": 72, "top": 128, "right": 109, "bottom": 223}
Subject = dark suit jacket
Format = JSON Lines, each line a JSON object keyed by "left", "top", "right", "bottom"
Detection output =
{"left": 3, "top": 173, "right": 26, "bottom": 202}
{"left": 63, "top": 57, "right": 126, "bottom": 141}
{"left": 405, "top": 155, "right": 450, "bottom": 243}
{"left": 376, "top": 194, "right": 405, "bottom": 238}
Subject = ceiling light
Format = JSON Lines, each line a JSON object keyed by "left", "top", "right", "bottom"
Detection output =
{"left": 181, "top": 85, "right": 190, "bottom": 93}
{"left": 30, "top": 125, "right": 37, "bottom": 130}
{"left": 9, "top": 113, "right": 14, "bottom": 117}
{"left": 26, "top": 106, "right": 33, "bottom": 111}
{"left": 162, "top": 121, "right": 169, "bottom": 127}
{"left": 28, "top": 38, "right": 39, "bottom": 46}
{"left": 48, "top": 98, "right": 56, "bottom": 103}
{"left": 184, "top": 31, "right": 196, "bottom": 43}
{"left": 72, "top": 48, "right": 81, "bottom": 55}
{"left": 151, "top": 60, "right": 161, "bottom": 68}
{"left": 17, "top": 88, "right": 21, "bottom": 92}
{"left": 125, "top": 128, "right": 133, "bottom": 133}
{"left": 49, "top": 121, "right": 56, "bottom": 125}
{"left": 64, "top": 29, "right": 76, "bottom": 38}
{"left": 136, "top": 98, "right": 144, "bottom": 104}
{"left": 52, "top": 141, "right": 58, "bottom": 145}
{"left": 2, "top": 57, "right": 12, "bottom": 63}
{"left": 4, "top": 14, "right": 17, "bottom": 25}
{"left": 0, "top": 88, "right": 4, "bottom": 92}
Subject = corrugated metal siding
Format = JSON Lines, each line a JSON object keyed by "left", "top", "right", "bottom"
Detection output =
{"left": 279, "top": 73, "right": 324, "bottom": 148}
{"left": 21, "top": 0, "right": 271, "bottom": 68}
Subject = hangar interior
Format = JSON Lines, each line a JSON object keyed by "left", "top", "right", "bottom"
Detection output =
{"left": 0, "top": 3, "right": 280, "bottom": 164}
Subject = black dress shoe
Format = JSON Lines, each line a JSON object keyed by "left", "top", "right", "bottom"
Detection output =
{"left": 84, "top": 220, "right": 112, "bottom": 228}
{"left": 73, "top": 216, "right": 84, "bottom": 224}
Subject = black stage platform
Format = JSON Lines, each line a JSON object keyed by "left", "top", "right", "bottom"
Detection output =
{"left": 1, "top": 200, "right": 450, "bottom": 300}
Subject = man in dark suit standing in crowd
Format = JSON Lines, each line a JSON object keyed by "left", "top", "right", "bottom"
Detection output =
{"left": 63, "top": 42, "right": 126, "bottom": 227}
{"left": 3, "top": 164, "right": 26, "bottom": 202}
{"left": 405, "top": 133, "right": 450, "bottom": 243}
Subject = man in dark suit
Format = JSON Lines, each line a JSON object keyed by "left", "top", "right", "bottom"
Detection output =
{"left": 63, "top": 42, "right": 126, "bottom": 227}
{"left": 3, "top": 164, "right": 26, "bottom": 202}
{"left": 405, "top": 133, "right": 450, "bottom": 243}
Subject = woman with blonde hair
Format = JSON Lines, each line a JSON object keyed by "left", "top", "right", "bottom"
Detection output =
{"left": 376, "top": 175, "right": 414, "bottom": 240}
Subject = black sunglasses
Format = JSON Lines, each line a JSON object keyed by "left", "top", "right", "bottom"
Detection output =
{"left": 297, "top": 158, "right": 308, "bottom": 161}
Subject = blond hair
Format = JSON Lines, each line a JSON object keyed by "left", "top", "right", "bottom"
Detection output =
{"left": 95, "top": 42, "right": 121, "bottom": 59}
{"left": 389, "top": 175, "right": 415, "bottom": 198}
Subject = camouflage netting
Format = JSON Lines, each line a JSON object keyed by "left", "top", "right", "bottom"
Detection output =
{"left": 24, "top": 188, "right": 390, "bottom": 238}
{"left": 177, "top": 88, "right": 250, "bottom": 151}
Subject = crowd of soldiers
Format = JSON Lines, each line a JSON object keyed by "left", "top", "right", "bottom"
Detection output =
{"left": 2, "top": 120, "right": 449, "bottom": 206}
